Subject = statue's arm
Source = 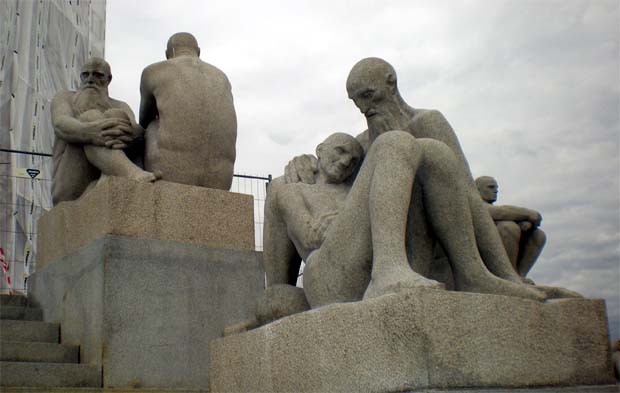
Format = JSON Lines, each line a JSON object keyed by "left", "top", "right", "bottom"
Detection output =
{"left": 263, "top": 177, "right": 302, "bottom": 286}
{"left": 139, "top": 66, "right": 158, "bottom": 128}
{"left": 51, "top": 91, "right": 109, "bottom": 146}
{"left": 487, "top": 205, "right": 542, "bottom": 226}
{"left": 277, "top": 184, "right": 323, "bottom": 252}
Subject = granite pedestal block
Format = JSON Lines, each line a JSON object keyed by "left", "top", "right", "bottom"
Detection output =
{"left": 210, "top": 289, "right": 614, "bottom": 393}
{"left": 29, "top": 235, "right": 264, "bottom": 390}
{"left": 36, "top": 176, "right": 255, "bottom": 269}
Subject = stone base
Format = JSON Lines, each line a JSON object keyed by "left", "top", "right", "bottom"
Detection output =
{"left": 36, "top": 176, "right": 255, "bottom": 269}
{"left": 29, "top": 235, "right": 264, "bottom": 390}
{"left": 210, "top": 289, "right": 614, "bottom": 393}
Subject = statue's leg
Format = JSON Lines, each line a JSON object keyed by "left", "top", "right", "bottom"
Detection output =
{"left": 362, "top": 132, "right": 444, "bottom": 299}
{"left": 83, "top": 145, "right": 156, "bottom": 182}
{"left": 517, "top": 228, "right": 546, "bottom": 277}
{"left": 263, "top": 177, "right": 302, "bottom": 287}
{"left": 410, "top": 138, "right": 545, "bottom": 301}
{"left": 468, "top": 190, "right": 523, "bottom": 282}
{"left": 495, "top": 220, "right": 521, "bottom": 271}
{"left": 51, "top": 140, "right": 99, "bottom": 204}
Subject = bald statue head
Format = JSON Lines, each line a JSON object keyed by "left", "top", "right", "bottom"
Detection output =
{"left": 316, "top": 133, "right": 363, "bottom": 184}
{"left": 346, "top": 58, "right": 409, "bottom": 140}
{"left": 74, "top": 57, "right": 113, "bottom": 115}
{"left": 475, "top": 176, "right": 499, "bottom": 204}
{"left": 166, "top": 32, "right": 200, "bottom": 59}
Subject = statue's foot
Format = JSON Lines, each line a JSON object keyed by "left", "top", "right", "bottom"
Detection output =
{"left": 223, "top": 318, "right": 258, "bottom": 336}
{"left": 363, "top": 265, "right": 444, "bottom": 300}
{"left": 457, "top": 272, "right": 546, "bottom": 301}
{"left": 256, "top": 284, "right": 310, "bottom": 325}
{"left": 533, "top": 285, "right": 583, "bottom": 300}
{"left": 522, "top": 277, "right": 536, "bottom": 285}
{"left": 130, "top": 169, "right": 157, "bottom": 183}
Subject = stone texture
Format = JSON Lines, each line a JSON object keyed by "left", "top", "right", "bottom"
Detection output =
{"left": 29, "top": 235, "right": 264, "bottom": 390}
{"left": 0, "top": 320, "right": 59, "bottom": 343}
{"left": 256, "top": 284, "right": 310, "bottom": 326}
{"left": 210, "top": 289, "right": 614, "bottom": 393}
{"left": 140, "top": 32, "right": 237, "bottom": 190}
{"left": 0, "top": 362, "right": 101, "bottom": 388}
{"left": 36, "top": 176, "right": 254, "bottom": 269}
{"left": 0, "top": 388, "right": 210, "bottom": 393}
{"left": 0, "top": 306, "right": 43, "bottom": 321}
{"left": 1, "top": 341, "right": 79, "bottom": 363}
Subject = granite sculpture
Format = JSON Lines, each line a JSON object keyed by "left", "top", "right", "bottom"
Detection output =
{"left": 476, "top": 176, "right": 547, "bottom": 280}
{"left": 139, "top": 32, "right": 237, "bottom": 190}
{"left": 263, "top": 57, "right": 579, "bottom": 315}
{"left": 50, "top": 57, "right": 156, "bottom": 204}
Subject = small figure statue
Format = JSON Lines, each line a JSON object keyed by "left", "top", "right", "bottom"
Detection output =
{"left": 475, "top": 176, "right": 546, "bottom": 280}
{"left": 139, "top": 32, "right": 237, "bottom": 190}
{"left": 51, "top": 57, "right": 156, "bottom": 204}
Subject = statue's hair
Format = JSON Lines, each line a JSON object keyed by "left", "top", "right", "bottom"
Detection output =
{"left": 346, "top": 57, "right": 397, "bottom": 92}
{"left": 83, "top": 57, "right": 111, "bottom": 76}
{"left": 167, "top": 32, "right": 199, "bottom": 52}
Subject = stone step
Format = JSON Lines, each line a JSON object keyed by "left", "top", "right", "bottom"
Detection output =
{"left": 0, "top": 361, "right": 101, "bottom": 388}
{"left": 1, "top": 341, "right": 79, "bottom": 363}
{"left": 0, "top": 306, "right": 43, "bottom": 321}
{"left": 0, "top": 386, "right": 615, "bottom": 393}
{"left": 0, "top": 294, "right": 28, "bottom": 307}
{"left": 0, "top": 388, "right": 208, "bottom": 392}
{"left": 0, "top": 320, "right": 59, "bottom": 343}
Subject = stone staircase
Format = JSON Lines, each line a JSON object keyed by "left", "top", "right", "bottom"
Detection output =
{"left": 0, "top": 294, "right": 101, "bottom": 388}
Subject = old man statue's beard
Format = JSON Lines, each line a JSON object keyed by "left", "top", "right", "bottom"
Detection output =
{"left": 367, "top": 111, "right": 407, "bottom": 143}
{"left": 72, "top": 86, "right": 112, "bottom": 116}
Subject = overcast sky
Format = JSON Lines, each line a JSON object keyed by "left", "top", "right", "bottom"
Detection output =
{"left": 105, "top": 0, "right": 619, "bottom": 339}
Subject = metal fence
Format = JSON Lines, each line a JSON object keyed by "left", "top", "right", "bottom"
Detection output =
{"left": 0, "top": 148, "right": 270, "bottom": 295}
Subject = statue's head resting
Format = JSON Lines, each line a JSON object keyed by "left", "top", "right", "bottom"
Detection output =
{"left": 346, "top": 57, "right": 399, "bottom": 119}
{"left": 166, "top": 32, "right": 200, "bottom": 59}
{"left": 80, "top": 57, "right": 112, "bottom": 91}
{"left": 316, "top": 133, "right": 363, "bottom": 184}
{"left": 475, "top": 176, "right": 499, "bottom": 204}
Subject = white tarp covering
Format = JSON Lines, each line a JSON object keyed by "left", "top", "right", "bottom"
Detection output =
{"left": 0, "top": 0, "right": 106, "bottom": 293}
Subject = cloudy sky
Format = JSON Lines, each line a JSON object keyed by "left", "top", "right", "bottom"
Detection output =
{"left": 105, "top": 0, "right": 619, "bottom": 339}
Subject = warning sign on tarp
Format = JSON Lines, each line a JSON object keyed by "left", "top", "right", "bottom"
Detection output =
{"left": 14, "top": 167, "right": 42, "bottom": 179}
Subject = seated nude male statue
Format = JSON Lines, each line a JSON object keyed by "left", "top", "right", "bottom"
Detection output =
{"left": 139, "top": 32, "right": 237, "bottom": 190}
{"left": 51, "top": 57, "right": 156, "bottom": 204}
{"left": 264, "top": 57, "right": 578, "bottom": 311}
{"left": 475, "top": 176, "right": 546, "bottom": 280}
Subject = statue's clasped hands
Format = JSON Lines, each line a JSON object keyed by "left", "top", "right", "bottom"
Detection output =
{"left": 98, "top": 118, "right": 144, "bottom": 150}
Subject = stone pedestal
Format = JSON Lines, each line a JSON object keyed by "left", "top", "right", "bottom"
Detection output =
{"left": 210, "top": 289, "right": 614, "bottom": 393}
{"left": 29, "top": 178, "right": 264, "bottom": 390}
{"left": 30, "top": 235, "right": 264, "bottom": 389}
{"left": 36, "top": 176, "right": 255, "bottom": 269}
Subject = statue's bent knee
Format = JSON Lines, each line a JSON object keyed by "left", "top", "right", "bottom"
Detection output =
{"left": 497, "top": 221, "right": 521, "bottom": 239}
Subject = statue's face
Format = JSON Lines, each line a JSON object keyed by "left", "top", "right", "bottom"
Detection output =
{"left": 318, "top": 137, "right": 362, "bottom": 184}
{"left": 80, "top": 62, "right": 110, "bottom": 92}
{"left": 347, "top": 77, "right": 391, "bottom": 121}
{"left": 478, "top": 178, "right": 499, "bottom": 203}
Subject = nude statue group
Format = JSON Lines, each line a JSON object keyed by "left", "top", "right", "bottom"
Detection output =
{"left": 51, "top": 39, "right": 578, "bottom": 325}
{"left": 51, "top": 32, "right": 236, "bottom": 204}
{"left": 258, "top": 57, "right": 579, "bottom": 324}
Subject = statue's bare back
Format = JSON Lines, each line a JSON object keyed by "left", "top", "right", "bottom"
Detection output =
{"left": 140, "top": 33, "right": 237, "bottom": 190}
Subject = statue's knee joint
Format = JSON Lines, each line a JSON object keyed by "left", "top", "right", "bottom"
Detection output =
{"left": 497, "top": 221, "right": 520, "bottom": 238}
{"left": 372, "top": 131, "right": 416, "bottom": 155}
